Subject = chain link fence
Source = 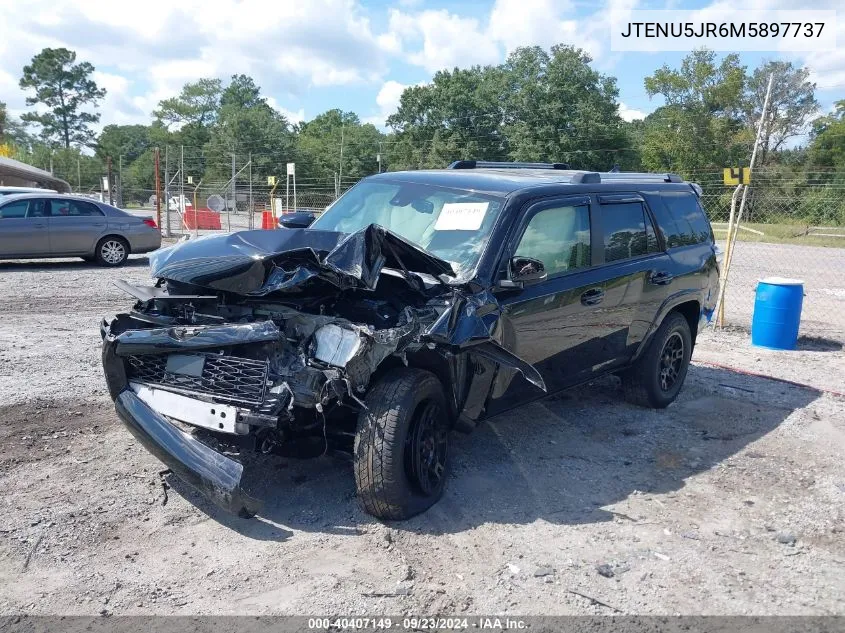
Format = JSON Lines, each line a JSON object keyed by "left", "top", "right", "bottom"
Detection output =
{"left": 694, "top": 169, "right": 845, "bottom": 338}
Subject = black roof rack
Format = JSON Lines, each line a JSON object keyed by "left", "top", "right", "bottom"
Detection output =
{"left": 441, "top": 161, "right": 685, "bottom": 185}
{"left": 448, "top": 160, "right": 571, "bottom": 170}
{"left": 601, "top": 171, "right": 683, "bottom": 183}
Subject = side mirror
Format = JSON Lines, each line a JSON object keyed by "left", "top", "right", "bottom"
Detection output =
{"left": 278, "top": 212, "right": 316, "bottom": 229}
{"left": 498, "top": 256, "right": 547, "bottom": 289}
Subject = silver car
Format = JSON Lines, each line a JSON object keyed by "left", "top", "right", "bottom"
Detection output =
{"left": 0, "top": 193, "right": 161, "bottom": 266}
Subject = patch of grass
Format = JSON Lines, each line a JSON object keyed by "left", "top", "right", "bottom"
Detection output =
{"left": 711, "top": 222, "right": 845, "bottom": 248}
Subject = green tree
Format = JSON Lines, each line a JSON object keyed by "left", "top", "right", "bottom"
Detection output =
{"left": 808, "top": 100, "right": 845, "bottom": 173}
{"left": 96, "top": 124, "right": 152, "bottom": 164}
{"left": 744, "top": 60, "right": 818, "bottom": 166}
{"left": 153, "top": 78, "right": 222, "bottom": 157}
{"left": 153, "top": 78, "right": 222, "bottom": 128}
{"left": 500, "top": 45, "right": 630, "bottom": 169}
{"left": 19, "top": 48, "right": 106, "bottom": 148}
{"left": 385, "top": 45, "right": 631, "bottom": 170}
{"left": 0, "top": 102, "right": 31, "bottom": 149}
{"left": 204, "top": 75, "right": 295, "bottom": 182}
{"left": 386, "top": 65, "right": 507, "bottom": 169}
{"left": 641, "top": 50, "right": 749, "bottom": 175}
{"left": 297, "top": 109, "right": 384, "bottom": 184}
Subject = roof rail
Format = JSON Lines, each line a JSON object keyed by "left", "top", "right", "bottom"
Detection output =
{"left": 448, "top": 160, "right": 571, "bottom": 170}
{"left": 601, "top": 171, "right": 684, "bottom": 183}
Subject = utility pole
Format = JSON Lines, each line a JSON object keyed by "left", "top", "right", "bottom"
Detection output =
{"left": 107, "top": 156, "right": 114, "bottom": 206}
{"left": 717, "top": 72, "right": 774, "bottom": 327}
{"left": 180, "top": 145, "right": 185, "bottom": 221}
{"left": 118, "top": 155, "right": 123, "bottom": 207}
{"left": 164, "top": 145, "right": 171, "bottom": 237}
{"left": 338, "top": 124, "right": 345, "bottom": 189}
{"left": 231, "top": 153, "right": 237, "bottom": 215}
{"left": 154, "top": 148, "right": 161, "bottom": 230}
{"left": 76, "top": 156, "right": 81, "bottom": 192}
{"left": 377, "top": 142, "right": 382, "bottom": 174}
{"left": 248, "top": 153, "right": 253, "bottom": 230}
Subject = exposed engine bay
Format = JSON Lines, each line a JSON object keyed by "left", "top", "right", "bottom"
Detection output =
{"left": 100, "top": 224, "right": 544, "bottom": 516}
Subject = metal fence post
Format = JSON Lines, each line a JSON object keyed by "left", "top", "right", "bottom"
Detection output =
{"left": 248, "top": 153, "right": 253, "bottom": 231}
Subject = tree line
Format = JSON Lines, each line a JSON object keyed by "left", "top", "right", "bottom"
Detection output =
{"left": 1, "top": 45, "right": 843, "bottom": 209}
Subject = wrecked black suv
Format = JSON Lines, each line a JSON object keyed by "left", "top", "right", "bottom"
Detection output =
{"left": 101, "top": 161, "right": 718, "bottom": 520}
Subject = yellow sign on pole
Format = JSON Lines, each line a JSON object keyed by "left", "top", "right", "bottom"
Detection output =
{"left": 723, "top": 167, "right": 751, "bottom": 185}
{"left": 187, "top": 175, "right": 194, "bottom": 184}
{"left": 267, "top": 176, "right": 276, "bottom": 186}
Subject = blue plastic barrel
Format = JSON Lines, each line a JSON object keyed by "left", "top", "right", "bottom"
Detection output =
{"left": 751, "top": 277, "right": 804, "bottom": 350}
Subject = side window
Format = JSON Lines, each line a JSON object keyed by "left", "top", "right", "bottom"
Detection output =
{"left": 26, "top": 199, "right": 48, "bottom": 218}
{"left": 601, "top": 202, "right": 658, "bottom": 263}
{"left": 514, "top": 204, "right": 591, "bottom": 276}
{"left": 0, "top": 201, "right": 29, "bottom": 219}
{"left": 660, "top": 191, "right": 711, "bottom": 246}
{"left": 50, "top": 199, "right": 104, "bottom": 217}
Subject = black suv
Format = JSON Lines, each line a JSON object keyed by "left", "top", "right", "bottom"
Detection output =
{"left": 101, "top": 162, "right": 719, "bottom": 520}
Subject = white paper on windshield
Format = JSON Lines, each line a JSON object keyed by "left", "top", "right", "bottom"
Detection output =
{"left": 434, "top": 202, "right": 489, "bottom": 231}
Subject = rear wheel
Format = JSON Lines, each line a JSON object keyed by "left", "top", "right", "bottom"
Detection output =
{"left": 353, "top": 368, "right": 450, "bottom": 520}
{"left": 95, "top": 236, "right": 129, "bottom": 267}
{"left": 623, "top": 312, "right": 692, "bottom": 408}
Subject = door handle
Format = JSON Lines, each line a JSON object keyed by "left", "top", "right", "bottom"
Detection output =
{"left": 580, "top": 288, "right": 605, "bottom": 306}
{"left": 32, "top": 223, "right": 46, "bottom": 228}
{"left": 649, "top": 271, "right": 674, "bottom": 285}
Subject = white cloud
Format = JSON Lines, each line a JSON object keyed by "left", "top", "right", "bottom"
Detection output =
{"left": 267, "top": 97, "right": 306, "bottom": 125}
{"left": 393, "top": 9, "right": 502, "bottom": 73}
{"left": 376, "top": 80, "right": 407, "bottom": 114}
{"left": 488, "top": 0, "right": 575, "bottom": 53}
{"left": 365, "top": 79, "right": 432, "bottom": 129}
{"left": 618, "top": 102, "right": 647, "bottom": 122}
{"left": 384, "top": 0, "right": 635, "bottom": 74}
{"left": 0, "top": 0, "right": 392, "bottom": 132}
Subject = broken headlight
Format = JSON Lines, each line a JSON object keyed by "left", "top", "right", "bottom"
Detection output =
{"left": 313, "top": 324, "right": 363, "bottom": 368}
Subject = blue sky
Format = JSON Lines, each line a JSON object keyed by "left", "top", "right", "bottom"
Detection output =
{"left": 0, "top": 0, "right": 841, "bottom": 135}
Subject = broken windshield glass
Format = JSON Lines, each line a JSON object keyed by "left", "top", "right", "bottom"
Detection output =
{"left": 310, "top": 180, "right": 505, "bottom": 280}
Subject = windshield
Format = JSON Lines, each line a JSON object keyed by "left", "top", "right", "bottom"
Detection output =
{"left": 311, "top": 179, "right": 504, "bottom": 279}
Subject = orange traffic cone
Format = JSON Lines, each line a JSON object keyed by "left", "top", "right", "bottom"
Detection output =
{"left": 261, "top": 210, "right": 276, "bottom": 230}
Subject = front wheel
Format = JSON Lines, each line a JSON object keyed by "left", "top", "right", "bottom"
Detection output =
{"left": 622, "top": 312, "right": 692, "bottom": 408}
{"left": 95, "top": 236, "right": 129, "bottom": 267}
{"left": 353, "top": 368, "right": 450, "bottom": 520}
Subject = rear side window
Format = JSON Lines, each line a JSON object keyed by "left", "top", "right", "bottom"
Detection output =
{"left": 600, "top": 202, "right": 660, "bottom": 263}
{"left": 0, "top": 199, "right": 47, "bottom": 219}
{"left": 49, "top": 199, "right": 104, "bottom": 217}
{"left": 659, "top": 191, "right": 712, "bottom": 247}
{"left": 514, "top": 204, "right": 591, "bottom": 276}
{"left": 0, "top": 201, "right": 28, "bottom": 218}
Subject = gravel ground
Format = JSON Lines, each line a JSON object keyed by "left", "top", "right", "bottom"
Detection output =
{"left": 0, "top": 253, "right": 844, "bottom": 616}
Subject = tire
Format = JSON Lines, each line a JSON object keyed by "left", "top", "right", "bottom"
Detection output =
{"left": 354, "top": 368, "right": 450, "bottom": 520}
{"left": 95, "top": 236, "right": 129, "bottom": 267}
{"left": 622, "top": 312, "right": 692, "bottom": 408}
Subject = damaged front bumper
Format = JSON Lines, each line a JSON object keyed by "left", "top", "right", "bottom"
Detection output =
{"left": 102, "top": 321, "right": 261, "bottom": 517}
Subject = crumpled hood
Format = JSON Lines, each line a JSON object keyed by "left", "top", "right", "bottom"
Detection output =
{"left": 148, "top": 224, "right": 455, "bottom": 295}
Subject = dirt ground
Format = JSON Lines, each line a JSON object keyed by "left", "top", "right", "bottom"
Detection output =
{"left": 0, "top": 254, "right": 844, "bottom": 616}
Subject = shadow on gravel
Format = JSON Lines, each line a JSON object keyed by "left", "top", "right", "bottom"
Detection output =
{"left": 0, "top": 257, "right": 149, "bottom": 271}
{"left": 796, "top": 335, "right": 843, "bottom": 352}
{"left": 164, "top": 363, "right": 821, "bottom": 540}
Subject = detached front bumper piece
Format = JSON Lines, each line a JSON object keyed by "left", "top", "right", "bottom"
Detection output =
{"left": 102, "top": 321, "right": 261, "bottom": 517}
